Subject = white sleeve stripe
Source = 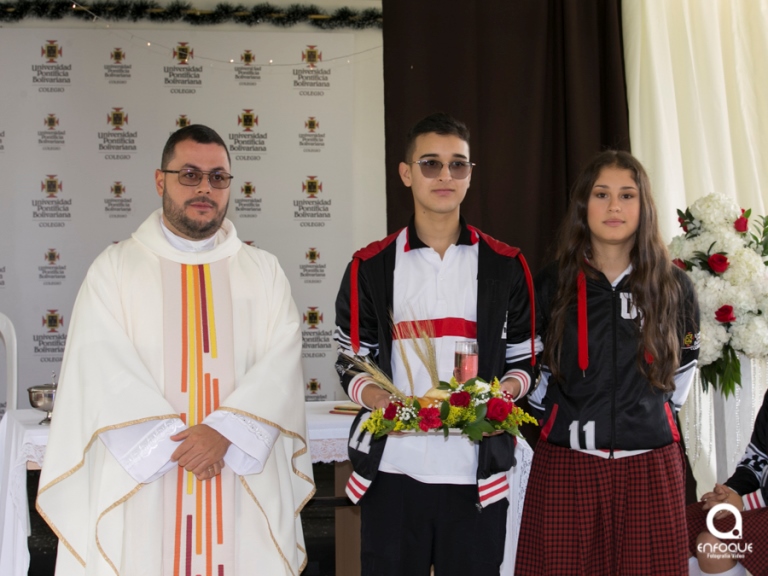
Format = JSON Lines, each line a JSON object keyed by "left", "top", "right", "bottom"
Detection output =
{"left": 675, "top": 359, "right": 698, "bottom": 374}
{"left": 506, "top": 337, "right": 543, "bottom": 362}
{"left": 743, "top": 490, "right": 766, "bottom": 511}
{"left": 349, "top": 374, "right": 375, "bottom": 408}
{"left": 333, "top": 327, "right": 379, "bottom": 351}
{"left": 502, "top": 369, "right": 530, "bottom": 401}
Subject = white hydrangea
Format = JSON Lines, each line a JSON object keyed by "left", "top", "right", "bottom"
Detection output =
{"left": 698, "top": 318, "right": 729, "bottom": 365}
{"left": 730, "top": 315, "right": 768, "bottom": 359}
{"left": 669, "top": 193, "right": 768, "bottom": 366}
{"left": 688, "top": 194, "right": 741, "bottom": 230}
{"left": 722, "top": 248, "right": 767, "bottom": 287}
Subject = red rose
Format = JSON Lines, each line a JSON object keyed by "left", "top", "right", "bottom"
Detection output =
{"left": 715, "top": 305, "right": 736, "bottom": 324}
{"left": 734, "top": 209, "right": 749, "bottom": 233}
{"left": 677, "top": 216, "right": 689, "bottom": 233}
{"left": 449, "top": 391, "right": 471, "bottom": 407}
{"left": 383, "top": 402, "right": 398, "bottom": 420}
{"left": 708, "top": 253, "right": 729, "bottom": 274}
{"left": 417, "top": 407, "right": 442, "bottom": 431}
{"left": 672, "top": 258, "right": 687, "bottom": 270}
{"left": 486, "top": 397, "right": 513, "bottom": 422}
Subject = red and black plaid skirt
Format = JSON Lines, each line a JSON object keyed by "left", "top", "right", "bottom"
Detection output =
{"left": 514, "top": 440, "right": 688, "bottom": 575}
{"left": 687, "top": 500, "right": 768, "bottom": 575}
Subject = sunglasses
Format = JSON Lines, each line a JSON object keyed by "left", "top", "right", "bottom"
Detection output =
{"left": 409, "top": 159, "right": 475, "bottom": 179}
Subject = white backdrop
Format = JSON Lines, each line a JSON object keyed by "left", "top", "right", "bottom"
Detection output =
{"left": 0, "top": 24, "right": 386, "bottom": 413}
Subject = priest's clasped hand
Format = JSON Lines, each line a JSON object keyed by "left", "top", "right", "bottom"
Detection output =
{"left": 170, "top": 424, "right": 232, "bottom": 480}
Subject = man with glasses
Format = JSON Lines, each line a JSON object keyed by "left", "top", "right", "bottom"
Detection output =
{"left": 38, "top": 124, "right": 313, "bottom": 575}
{"left": 333, "top": 113, "right": 540, "bottom": 575}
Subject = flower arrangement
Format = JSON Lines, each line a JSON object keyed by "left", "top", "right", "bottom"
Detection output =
{"left": 361, "top": 376, "right": 537, "bottom": 442}
{"left": 669, "top": 193, "right": 768, "bottom": 396}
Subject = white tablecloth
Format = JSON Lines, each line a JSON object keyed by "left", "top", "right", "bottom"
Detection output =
{"left": 0, "top": 401, "right": 532, "bottom": 575}
{"left": 0, "top": 410, "right": 51, "bottom": 576}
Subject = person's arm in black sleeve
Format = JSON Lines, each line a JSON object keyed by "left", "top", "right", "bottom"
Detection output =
{"left": 671, "top": 269, "right": 701, "bottom": 412}
{"left": 333, "top": 260, "right": 388, "bottom": 409}
{"left": 725, "top": 390, "right": 768, "bottom": 510}
{"left": 500, "top": 257, "right": 542, "bottom": 401}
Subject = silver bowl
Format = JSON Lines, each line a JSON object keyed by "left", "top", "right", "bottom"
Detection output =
{"left": 28, "top": 384, "right": 57, "bottom": 425}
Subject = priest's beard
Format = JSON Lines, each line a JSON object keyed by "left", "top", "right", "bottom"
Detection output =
{"left": 162, "top": 187, "right": 229, "bottom": 240}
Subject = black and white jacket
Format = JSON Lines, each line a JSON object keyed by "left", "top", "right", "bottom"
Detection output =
{"left": 333, "top": 218, "right": 538, "bottom": 507}
{"left": 726, "top": 389, "right": 768, "bottom": 510}
{"left": 528, "top": 261, "right": 700, "bottom": 455}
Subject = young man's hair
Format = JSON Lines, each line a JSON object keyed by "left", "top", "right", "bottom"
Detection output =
{"left": 404, "top": 113, "right": 470, "bottom": 161}
{"left": 544, "top": 149, "right": 695, "bottom": 392}
{"left": 161, "top": 124, "right": 231, "bottom": 169}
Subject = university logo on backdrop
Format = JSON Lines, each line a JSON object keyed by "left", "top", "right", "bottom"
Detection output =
{"left": 111, "top": 48, "right": 126, "bottom": 64}
{"left": 304, "top": 306, "right": 324, "bottom": 329}
{"left": 173, "top": 42, "right": 194, "bottom": 64}
{"left": 34, "top": 175, "right": 71, "bottom": 228}
{"left": 295, "top": 44, "right": 330, "bottom": 96}
{"left": 34, "top": 309, "right": 67, "bottom": 364}
{"left": 45, "top": 114, "right": 59, "bottom": 130}
{"left": 99, "top": 107, "right": 137, "bottom": 159}
{"left": 33, "top": 39, "right": 71, "bottom": 91}
{"left": 41, "top": 40, "right": 62, "bottom": 63}
{"left": 299, "top": 116, "right": 325, "bottom": 152}
{"left": 39, "top": 249, "right": 66, "bottom": 286}
{"left": 302, "top": 45, "right": 322, "bottom": 69}
{"left": 176, "top": 115, "right": 192, "bottom": 129}
{"left": 44, "top": 249, "right": 59, "bottom": 265}
{"left": 41, "top": 175, "right": 62, "bottom": 198}
{"left": 39, "top": 114, "right": 65, "bottom": 150}
{"left": 238, "top": 110, "right": 258, "bottom": 132}
{"left": 300, "top": 247, "right": 326, "bottom": 284}
{"left": 295, "top": 176, "right": 331, "bottom": 228}
{"left": 229, "top": 109, "right": 267, "bottom": 162}
{"left": 165, "top": 41, "right": 201, "bottom": 94}
{"left": 42, "top": 310, "right": 64, "bottom": 333}
{"left": 105, "top": 182, "right": 132, "bottom": 219}
{"left": 234, "top": 181, "right": 262, "bottom": 218}
{"left": 304, "top": 378, "right": 327, "bottom": 401}
{"left": 105, "top": 47, "right": 132, "bottom": 84}
{"left": 302, "top": 176, "right": 322, "bottom": 199}
{"left": 302, "top": 307, "right": 333, "bottom": 359}
{"left": 235, "top": 50, "right": 262, "bottom": 86}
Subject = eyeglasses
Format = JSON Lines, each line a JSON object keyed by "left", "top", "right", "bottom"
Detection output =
{"left": 408, "top": 159, "right": 475, "bottom": 179}
{"left": 162, "top": 168, "right": 233, "bottom": 189}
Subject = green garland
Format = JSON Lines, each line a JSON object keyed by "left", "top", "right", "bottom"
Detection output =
{"left": 0, "top": 1, "right": 383, "bottom": 28}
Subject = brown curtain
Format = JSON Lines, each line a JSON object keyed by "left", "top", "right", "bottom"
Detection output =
{"left": 382, "top": 0, "right": 630, "bottom": 274}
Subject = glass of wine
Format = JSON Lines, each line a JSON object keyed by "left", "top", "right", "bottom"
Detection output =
{"left": 454, "top": 341, "right": 479, "bottom": 383}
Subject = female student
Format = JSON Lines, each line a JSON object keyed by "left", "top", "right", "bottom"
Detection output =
{"left": 688, "top": 389, "right": 768, "bottom": 576}
{"left": 515, "top": 150, "right": 700, "bottom": 575}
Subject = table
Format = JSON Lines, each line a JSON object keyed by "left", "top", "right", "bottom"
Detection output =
{"left": 0, "top": 402, "right": 532, "bottom": 575}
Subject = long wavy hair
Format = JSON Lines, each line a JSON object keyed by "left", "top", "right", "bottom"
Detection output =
{"left": 544, "top": 150, "right": 687, "bottom": 392}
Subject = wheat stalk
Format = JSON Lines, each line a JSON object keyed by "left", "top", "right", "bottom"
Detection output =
{"left": 393, "top": 314, "right": 440, "bottom": 390}
{"left": 344, "top": 354, "right": 408, "bottom": 401}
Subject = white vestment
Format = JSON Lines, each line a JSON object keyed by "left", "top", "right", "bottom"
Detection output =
{"left": 37, "top": 210, "right": 314, "bottom": 575}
